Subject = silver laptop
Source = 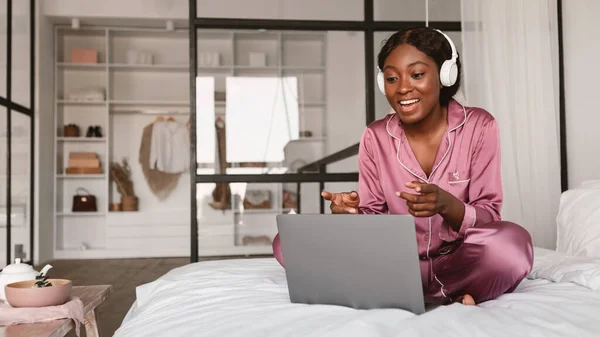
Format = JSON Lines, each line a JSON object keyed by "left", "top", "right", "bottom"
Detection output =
{"left": 276, "top": 214, "right": 425, "bottom": 314}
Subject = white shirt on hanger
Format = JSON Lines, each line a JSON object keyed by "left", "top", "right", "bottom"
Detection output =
{"left": 149, "top": 120, "right": 189, "bottom": 174}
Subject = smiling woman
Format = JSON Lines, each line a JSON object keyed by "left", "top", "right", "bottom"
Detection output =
{"left": 272, "top": 27, "right": 535, "bottom": 307}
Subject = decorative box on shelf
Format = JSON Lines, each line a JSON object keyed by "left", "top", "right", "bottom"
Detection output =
{"left": 71, "top": 48, "right": 98, "bottom": 64}
{"left": 64, "top": 87, "right": 106, "bottom": 103}
{"left": 63, "top": 124, "right": 80, "bottom": 137}
{"left": 66, "top": 152, "right": 102, "bottom": 174}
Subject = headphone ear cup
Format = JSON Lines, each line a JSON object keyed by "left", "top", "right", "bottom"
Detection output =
{"left": 439, "top": 60, "right": 458, "bottom": 87}
{"left": 377, "top": 71, "right": 385, "bottom": 95}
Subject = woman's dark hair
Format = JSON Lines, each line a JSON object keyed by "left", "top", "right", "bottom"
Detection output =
{"left": 377, "top": 27, "right": 461, "bottom": 106}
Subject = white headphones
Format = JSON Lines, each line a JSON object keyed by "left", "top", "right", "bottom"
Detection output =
{"left": 377, "top": 29, "right": 459, "bottom": 95}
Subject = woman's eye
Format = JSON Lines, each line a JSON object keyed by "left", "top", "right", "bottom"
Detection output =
{"left": 412, "top": 73, "right": 424, "bottom": 79}
{"left": 385, "top": 76, "right": 397, "bottom": 83}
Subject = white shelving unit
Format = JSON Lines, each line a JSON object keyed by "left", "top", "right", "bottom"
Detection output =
{"left": 52, "top": 24, "right": 327, "bottom": 259}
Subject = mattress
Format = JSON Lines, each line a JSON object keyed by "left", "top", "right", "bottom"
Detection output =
{"left": 114, "top": 247, "right": 600, "bottom": 337}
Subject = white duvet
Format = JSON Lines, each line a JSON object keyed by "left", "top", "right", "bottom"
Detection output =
{"left": 114, "top": 248, "right": 600, "bottom": 337}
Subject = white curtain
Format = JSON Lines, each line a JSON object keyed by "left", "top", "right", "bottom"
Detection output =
{"left": 460, "top": 0, "right": 562, "bottom": 249}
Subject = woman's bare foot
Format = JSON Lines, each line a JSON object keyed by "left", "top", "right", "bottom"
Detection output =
{"left": 455, "top": 294, "right": 476, "bottom": 305}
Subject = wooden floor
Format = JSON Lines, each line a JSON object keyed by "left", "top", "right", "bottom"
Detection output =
{"left": 39, "top": 255, "right": 264, "bottom": 337}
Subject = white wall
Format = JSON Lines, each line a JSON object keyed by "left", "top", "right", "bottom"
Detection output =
{"left": 35, "top": 1, "right": 56, "bottom": 264}
{"left": 562, "top": 1, "right": 600, "bottom": 188}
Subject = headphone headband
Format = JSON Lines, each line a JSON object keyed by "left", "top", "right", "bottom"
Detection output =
{"left": 433, "top": 29, "right": 458, "bottom": 62}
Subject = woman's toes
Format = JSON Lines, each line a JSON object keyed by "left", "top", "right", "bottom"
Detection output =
{"left": 461, "top": 294, "right": 476, "bottom": 305}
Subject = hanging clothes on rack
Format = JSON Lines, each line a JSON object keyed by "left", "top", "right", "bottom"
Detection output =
{"left": 139, "top": 122, "right": 181, "bottom": 201}
{"left": 149, "top": 118, "right": 189, "bottom": 174}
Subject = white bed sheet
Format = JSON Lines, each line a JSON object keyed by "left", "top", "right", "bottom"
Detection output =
{"left": 114, "top": 248, "right": 600, "bottom": 337}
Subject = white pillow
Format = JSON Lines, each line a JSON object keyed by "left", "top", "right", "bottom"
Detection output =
{"left": 580, "top": 180, "right": 600, "bottom": 189}
{"left": 528, "top": 247, "right": 600, "bottom": 291}
{"left": 556, "top": 187, "right": 600, "bottom": 257}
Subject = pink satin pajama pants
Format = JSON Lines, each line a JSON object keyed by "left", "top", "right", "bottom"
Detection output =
{"left": 272, "top": 221, "right": 534, "bottom": 304}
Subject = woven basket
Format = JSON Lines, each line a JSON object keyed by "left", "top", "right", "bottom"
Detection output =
{"left": 121, "top": 196, "right": 138, "bottom": 212}
{"left": 64, "top": 125, "right": 80, "bottom": 137}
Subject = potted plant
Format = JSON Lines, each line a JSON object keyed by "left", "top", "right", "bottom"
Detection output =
{"left": 111, "top": 158, "right": 137, "bottom": 211}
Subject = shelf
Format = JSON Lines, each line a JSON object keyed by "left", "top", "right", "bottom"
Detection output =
{"left": 212, "top": 101, "right": 322, "bottom": 108}
{"left": 57, "top": 174, "right": 106, "bottom": 179}
{"left": 198, "top": 66, "right": 234, "bottom": 72}
{"left": 110, "top": 109, "right": 190, "bottom": 115}
{"left": 56, "top": 212, "right": 106, "bottom": 217}
{"left": 234, "top": 65, "right": 279, "bottom": 70}
{"left": 110, "top": 63, "right": 189, "bottom": 71}
{"left": 57, "top": 100, "right": 106, "bottom": 105}
{"left": 109, "top": 100, "right": 190, "bottom": 106}
{"left": 52, "top": 26, "right": 327, "bottom": 259}
{"left": 57, "top": 137, "right": 106, "bottom": 142}
{"left": 109, "top": 27, "right": 188, "bottom": 38}
{"left": 57, "top": 62, "right": 106, "bottom": 70}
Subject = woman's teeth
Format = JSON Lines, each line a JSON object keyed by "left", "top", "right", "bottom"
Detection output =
{"left": 400, "top": 99, "right": 420, "bottom": 105}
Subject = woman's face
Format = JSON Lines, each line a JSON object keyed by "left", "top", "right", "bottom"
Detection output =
{"left": 382, "top": 43, "right": 442, "bottom": 125}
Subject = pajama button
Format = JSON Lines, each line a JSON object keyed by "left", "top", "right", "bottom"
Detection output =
{"left": 423, "top": 234, "right": 429, "bottom": 241}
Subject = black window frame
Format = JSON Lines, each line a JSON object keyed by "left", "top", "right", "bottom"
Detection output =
{"left": 0, "top": 0, "right": 36, "bottom": 267}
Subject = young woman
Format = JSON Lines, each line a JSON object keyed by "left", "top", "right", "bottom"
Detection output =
{"left": 272, "top": 27, "right": 534, "bottom": 306}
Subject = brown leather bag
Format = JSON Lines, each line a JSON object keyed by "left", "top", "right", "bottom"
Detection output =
{"left": 72, "top": 188, "right": 97, "bottom": 212}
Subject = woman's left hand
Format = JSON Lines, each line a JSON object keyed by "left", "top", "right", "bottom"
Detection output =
{"left": 396, "top": 181, "right": 456, "bottom": 217}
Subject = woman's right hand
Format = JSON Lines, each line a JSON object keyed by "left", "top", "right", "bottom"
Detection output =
{"left": 321, "top": 191, "right": 360, "bottom": 214}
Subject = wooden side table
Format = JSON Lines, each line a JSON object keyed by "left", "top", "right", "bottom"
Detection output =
{"left": 0, "top": 285, "right": 112, "bottom": 337}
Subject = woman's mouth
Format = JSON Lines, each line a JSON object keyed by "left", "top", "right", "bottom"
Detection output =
{"left": 398, "top": 98, "right": 420, "bottom": 113}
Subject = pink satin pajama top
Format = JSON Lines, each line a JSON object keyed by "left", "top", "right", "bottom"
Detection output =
{"left": 358, "top": 99, "right": 502, "bottom": 259}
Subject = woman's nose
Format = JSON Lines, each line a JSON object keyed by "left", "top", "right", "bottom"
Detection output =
{"left": 398, "top": 76, "right": 413, "bottom": 94}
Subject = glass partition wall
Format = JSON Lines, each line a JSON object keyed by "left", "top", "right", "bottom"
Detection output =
{"left": 189, "top": 0, "right": 461, "bottom": 261}
{"left": 0, "top": 0, "right": 35, "bottom": 268}
{"left": 194, "top": 29, "right": 366, "bottom": 256}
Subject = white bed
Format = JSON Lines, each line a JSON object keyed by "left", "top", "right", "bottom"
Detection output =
{"left": 113, "top": 247, "right": 600, "bottom": 337}
{"left": 115, "top": 184, "right": 600, "bottom": 336}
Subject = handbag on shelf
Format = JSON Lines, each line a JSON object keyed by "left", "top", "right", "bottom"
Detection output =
{"left": 72, "top": 188, "right": 97, "bottom": 212}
